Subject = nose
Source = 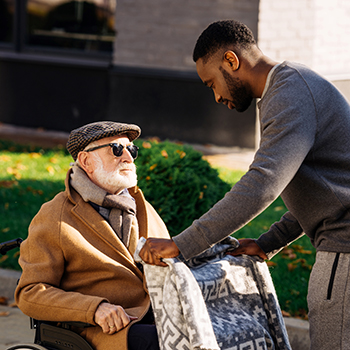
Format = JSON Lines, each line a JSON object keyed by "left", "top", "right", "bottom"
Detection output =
{"left": 120, "top": 147, "right": 134, "bottom": 163}
{"left": 213, "top": 90, "right": 222, "bottom": 104}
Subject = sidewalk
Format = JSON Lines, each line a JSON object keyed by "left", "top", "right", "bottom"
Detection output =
{"left": 0, "top": 123, "right": 310, "bottom": 349}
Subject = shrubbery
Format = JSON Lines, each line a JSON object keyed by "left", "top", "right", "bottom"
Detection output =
{"left": 134, "top": 139, "right": 231, "bottom": 236}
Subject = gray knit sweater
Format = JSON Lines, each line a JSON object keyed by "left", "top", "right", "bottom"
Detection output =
{"left": 173, "top": 61, "right": 350, "bottom": 260}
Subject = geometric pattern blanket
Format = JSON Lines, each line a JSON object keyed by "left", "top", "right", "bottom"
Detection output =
{"left": 134, "top": 237, "right": 291, "bottom": 350}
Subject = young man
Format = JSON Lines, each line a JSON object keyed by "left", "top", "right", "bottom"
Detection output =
{"left": 139, "top": 20, "right": 350, "bottom": 349}
{"left": 15, "top": 121, "right": 169, "bottom": 350}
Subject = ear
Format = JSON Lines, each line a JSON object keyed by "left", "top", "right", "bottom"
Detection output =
{"left": 77, "top": 151, "right": 94, "bottom": 174}
{"left": 223, "top": 50, "right": 240, "bottom": 71}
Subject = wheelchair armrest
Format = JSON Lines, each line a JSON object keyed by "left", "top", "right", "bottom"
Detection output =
{"left": 31, "top": 318, "right": 93, "bottom": 330}
{"left": 32, "top": 319, "right": 95, "bottom": 350}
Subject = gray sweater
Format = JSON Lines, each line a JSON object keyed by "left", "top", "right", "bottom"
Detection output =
{"left": 173, "top": 61, "right": 350, "bottom": 260}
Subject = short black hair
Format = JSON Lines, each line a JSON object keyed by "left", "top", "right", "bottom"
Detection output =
{"left": 193, "top": 20, "right": 256, "bottom": 63}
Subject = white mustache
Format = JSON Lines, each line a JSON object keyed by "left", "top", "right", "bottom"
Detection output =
{"left": 117, "top": 163, "right": 136, "bottom": 171}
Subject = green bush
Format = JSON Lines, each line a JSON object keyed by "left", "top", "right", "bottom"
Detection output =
{"left": 134, "top": 139, "right": 231, "bottom": 236}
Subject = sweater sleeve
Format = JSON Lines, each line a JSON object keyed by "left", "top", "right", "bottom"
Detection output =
{"left": 173, "top": 66, "right": 317, "bottom": 260}
{"left": 256, "top": 211, "right": 304, "bottom": 259}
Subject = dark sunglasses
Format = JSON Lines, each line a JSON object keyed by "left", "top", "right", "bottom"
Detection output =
{"left": 85, "top": 143, "right": 139, "bottom": 159}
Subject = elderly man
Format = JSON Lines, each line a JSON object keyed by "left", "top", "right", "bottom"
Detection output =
{"left": 139, "top": 20, "right": 350, "bottom": 350}
{"left": 15, "top": 121, "right": 169, "bottom": 350}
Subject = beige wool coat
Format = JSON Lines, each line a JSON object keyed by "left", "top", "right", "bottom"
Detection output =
{"left": 15, "top": 169, "right": 170, "bottom": 350}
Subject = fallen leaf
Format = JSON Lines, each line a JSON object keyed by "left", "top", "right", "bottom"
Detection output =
{"left": 281, "top": 310, "right": 291, "bottom": 317}
{"left": 282, "top": 248, "right": 294, "bottom": 255}
{"left": 0, "top": 311, "right": 10, "bottom": 317}
{"left": 0, "top": 296, "right": 8, "bottom": 305}
{"left": 176, "top": 150, "right": 186, "bottom": 158}
{"left": 299, "top": 250, "right": 313, "bottom": 255}
{"left": 0, "top": 180, "right": 17, "bottom": 188}
{"left": 15, "top": 163, "right": 27, "bottom": 170}
{"left": 0, "top": 155, "right": 11, "bottom": 162}
{"left": 46, "top": 165, "right": 55, "bottom": 174}
{"left": 142, "top": 142, "right": 152, "bottom": 149}
{"left": 287, "top": 263, "right": 297, "bottom": 272}
{"left": 149, "top": 164, "right": 157, "bottom": 171}
{"left": 0, "top": 255, "right": 8, "bottom": 263}
{"left": 161, "top": 150, "right": 168, "bottom": 158}
{"left": 6, "top": 167, "right": 14, "bottom": 174}
{"left": 30, "top": 153, "right": 41, "bottom": 159}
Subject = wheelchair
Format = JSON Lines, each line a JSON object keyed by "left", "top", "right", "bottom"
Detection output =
{"left": 1, "top": 239, "right": 94, "bottom": 350}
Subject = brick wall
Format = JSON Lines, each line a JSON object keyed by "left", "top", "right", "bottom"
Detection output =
{"left": 113, "top": 0, "right": 259, "bottom": 71}
{"left": 258, "top": 0, "right": 350, "bottom": 77}
{"left": 114, "top": 0, "right": 350, "bottom": 78}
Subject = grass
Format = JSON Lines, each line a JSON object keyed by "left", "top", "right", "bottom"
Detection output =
{"left": 0, "top": 141, "right": 314, "bottom": 319}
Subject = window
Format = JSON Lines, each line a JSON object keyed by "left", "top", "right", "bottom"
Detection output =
{"left": 26, "top": 0, "right": 116, "bottom": 53}
{"left": 0, "top": 0, "right": 14, "bottom": 43}
{"left": 0, "top": 0, "right": 116, "bottom": 55}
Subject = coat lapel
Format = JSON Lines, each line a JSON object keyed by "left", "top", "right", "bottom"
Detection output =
{"left": 69, "top": 183, "right": 143, "bottom": 280}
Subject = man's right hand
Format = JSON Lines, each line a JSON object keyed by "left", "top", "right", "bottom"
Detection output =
{"left": 227, "top": 238, "right": 268, "bottom": 260}
{"left": 139, "top": 238, "right": 180, "bottom": 266}
{"left": 94, "top": 302, "right": 137, "bottom": 334}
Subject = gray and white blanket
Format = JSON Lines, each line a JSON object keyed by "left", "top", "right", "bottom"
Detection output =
{"left": 134, "top": 237, "right": 291, "bottom": 350}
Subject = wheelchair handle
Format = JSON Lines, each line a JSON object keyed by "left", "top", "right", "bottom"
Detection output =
{"left": 0, "top": 238, "right": 23, "bottom": 256}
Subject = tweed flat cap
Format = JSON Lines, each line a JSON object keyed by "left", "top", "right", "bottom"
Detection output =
{"left": 67, "top": 121, "right": 141, "bottom": 160}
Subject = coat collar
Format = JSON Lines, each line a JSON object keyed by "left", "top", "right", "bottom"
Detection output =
{"left": 64, "top": 168, "right": 143, "bottom": 279}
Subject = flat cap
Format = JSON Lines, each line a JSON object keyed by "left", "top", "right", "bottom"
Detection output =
{"left": 67, "top": 121, "right": 141, "bottom": 160}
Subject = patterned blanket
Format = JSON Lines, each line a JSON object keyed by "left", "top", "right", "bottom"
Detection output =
{"left": 134, "top": 237, "right": 291, "bottom": 350}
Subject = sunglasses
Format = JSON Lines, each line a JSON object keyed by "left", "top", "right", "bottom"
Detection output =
{"left": 85, "top": 143, "right": 139, "bottom": 159}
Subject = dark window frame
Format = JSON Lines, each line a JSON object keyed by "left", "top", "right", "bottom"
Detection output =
{"left": 0, "top": 0, "right": 115, "bottom": 63}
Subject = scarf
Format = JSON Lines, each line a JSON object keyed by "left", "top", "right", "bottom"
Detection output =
{"left": 70, "top": 164, "right": 139, "bottom": 253}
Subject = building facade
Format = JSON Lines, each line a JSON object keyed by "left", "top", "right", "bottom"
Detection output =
{"left": 0, "top": 0, "right": 349, "bottom": 148}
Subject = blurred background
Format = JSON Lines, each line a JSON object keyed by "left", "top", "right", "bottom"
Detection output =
{"left": 0, "top": 0, "right": 349, "bottom": 149}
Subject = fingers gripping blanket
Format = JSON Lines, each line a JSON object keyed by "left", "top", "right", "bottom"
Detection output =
{"left": 134, "top": 238, "right": 291, "bottom": 350}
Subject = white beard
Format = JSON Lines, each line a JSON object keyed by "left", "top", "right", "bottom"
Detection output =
{"left": 92, "top": 156, "right": 137, "bottom": 194}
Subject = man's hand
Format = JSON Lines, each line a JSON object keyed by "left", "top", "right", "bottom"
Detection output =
{"left": 94, "top": 302, "right": 137, "bottom": 334}
{"left": 139, "top": 238, "right": 180, "bottom": 266}
{"left": 226, "top": 238, "right": 268, "bottom": 260}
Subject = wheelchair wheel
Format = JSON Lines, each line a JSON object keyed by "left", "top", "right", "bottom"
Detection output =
{"left": 6, "top": 344, "right": 48, "bottom": 350}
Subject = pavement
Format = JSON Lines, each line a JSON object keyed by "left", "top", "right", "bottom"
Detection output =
{"left": 0, "top": 123, "right": 310, "bottom": 349}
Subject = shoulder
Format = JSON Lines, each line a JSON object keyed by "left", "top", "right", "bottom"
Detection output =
{"left": 29, "top": 189, "right": 73, "bottom": 240}
{"left": 128, "top": 186, "right": 170, "bottom": 239}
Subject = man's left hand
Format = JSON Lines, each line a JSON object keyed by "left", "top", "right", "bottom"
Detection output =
{"left": 226, "top": 238, "right": 268, "bottom": 260}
